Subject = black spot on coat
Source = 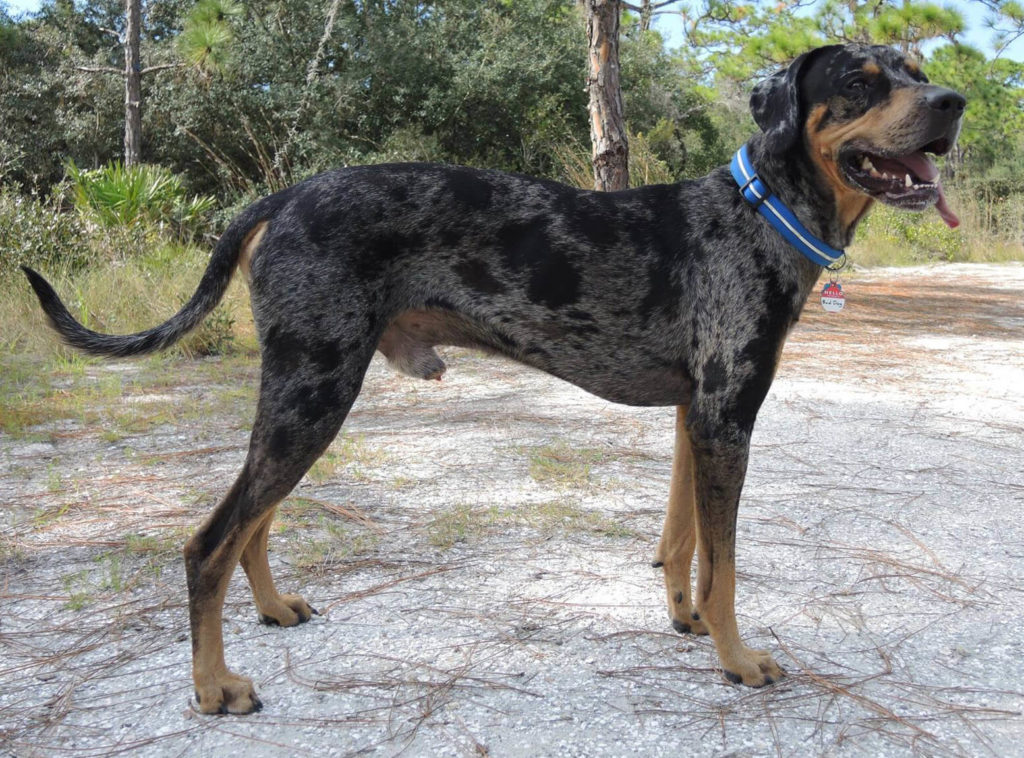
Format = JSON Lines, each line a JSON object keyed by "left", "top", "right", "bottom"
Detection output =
{"left": 455, "top": 258, "right": 506, "bottom": 295}
{"left": 528, "top": 247, "right": 581, "bottom": 309}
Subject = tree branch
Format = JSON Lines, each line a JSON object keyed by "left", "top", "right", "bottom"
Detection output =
{"left": 141, "top": 62, "right": 184, "bottom": 75}
{"left": 75, "top": 65, "right": 121, "bottom": 74}
{"left": 623, "top": 0, "right": 677, "bottom": 10}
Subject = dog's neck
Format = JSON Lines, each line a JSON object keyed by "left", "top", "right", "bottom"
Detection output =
{"left": 745, "top": 135, "right": 871, "bottom": 251}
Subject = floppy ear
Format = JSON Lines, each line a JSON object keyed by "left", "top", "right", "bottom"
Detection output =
{"left": 749, "top": 50, "right": 815, "bottom": 154}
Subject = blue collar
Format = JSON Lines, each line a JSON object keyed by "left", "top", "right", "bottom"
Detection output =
{"left": 730, "top": 144, "right": 844, "bottom": 268}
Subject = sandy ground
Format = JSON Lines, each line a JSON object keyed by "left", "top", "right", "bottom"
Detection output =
{"left": 1, "top": 263, "right": 1022, "bottom": 757}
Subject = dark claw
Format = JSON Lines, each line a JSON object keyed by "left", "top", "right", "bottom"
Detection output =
{"left": 671, "top": 618, "right": 692, "bottom": 635}
{"left": 251, "top": 696, "right": 263, "bottom": 713}
{"left": 258, "top": 613, "right": 280, "bottom": 626}
{"left": 218, "top": 702, "right": 228, "bottom": 715}
{"left": 194, "top": 690, "right": 201, "bottom": 704}
{"left": 764, "top": 675, "right": 776, "bottom": 686}
{"left": 723, "top": 670, "right": 743, "bottom": 684}
{"left": 650, "top": 560, "right": 664, "bottom": 568}
{"left": 310, "top": 606, "right": 321, "bottom": 616}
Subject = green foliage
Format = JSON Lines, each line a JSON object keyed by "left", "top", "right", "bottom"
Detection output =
{"left": 178, "top": 0, "right": 242, "bottom": 72}
{"left": 0, "top": 185, "right": 88, "bottom": 277}
{"left": 619, "top": 19, "right": 737, "bottom": 177}
{"left": 926, "top": 44, "right": 1024, "bottom": 172}
{"left": 855, "top": 204, "right": 963, "bottom": 263}
{"left": 0, "top": 0, "right": 1021, "bottom": 269}
{"left": 65, "top": 161, "right": 215, "bottom": 240}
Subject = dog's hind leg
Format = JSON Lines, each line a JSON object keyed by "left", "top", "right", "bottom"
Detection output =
{"left": 654, "top": 406, "right": 709, "bottom": 636}
{"left": 688, "top": 411, "right": 784, "bottom": 687}
{"left": 240, "top": 507, "right": 315, "bottom": 627}
{"left": 184, "top": 341, "right": 372, "bottom": 714}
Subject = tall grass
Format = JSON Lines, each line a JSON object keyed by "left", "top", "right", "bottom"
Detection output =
{"left": 554, "top": 131, "right": 676, "bottom": 190}
{"left": 852, "top": 186, "right": 1024, "bottom": 265}
{"left": 3, "top": 242, "right": 251, "bottom": 359}
{"left": 3, "top": 166, "right": 243, "bottom": 359}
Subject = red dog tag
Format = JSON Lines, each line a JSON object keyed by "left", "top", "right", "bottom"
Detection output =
{"left": 820, "top": 280, "right": 845, "bottom": 313}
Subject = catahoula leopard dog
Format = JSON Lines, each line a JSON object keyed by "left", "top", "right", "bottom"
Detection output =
{"left": 24, "top": 43, "right": 964, "bottom": 713}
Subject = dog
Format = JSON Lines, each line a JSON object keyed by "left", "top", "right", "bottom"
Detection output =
{"left": 23, "top": 43, "right": 964, "bottom": 714}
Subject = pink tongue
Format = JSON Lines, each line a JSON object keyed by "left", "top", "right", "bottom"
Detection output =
{"left": 875, "top": 151, "right": 959, "bottom": 228}
{"left": 905, "top": 152, "right": 960, "bottom": 227}
{"left": 935, "top": 190, "right": 960, "bottom": 228}
{"left": 892, "top": 151, "right": 940, "bottom": 182}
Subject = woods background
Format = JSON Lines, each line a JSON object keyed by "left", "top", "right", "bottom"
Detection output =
{"left": 2, "top": 0, "right": 1023, "bottom": 298}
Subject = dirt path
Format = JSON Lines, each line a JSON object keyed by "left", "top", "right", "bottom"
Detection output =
{"left": 1, "top": 263, "right": 1022, "bottom": 757}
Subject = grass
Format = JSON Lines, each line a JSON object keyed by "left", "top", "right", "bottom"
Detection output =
{"left": 2, "top": 241, "right": 254, "bottom": 360}
{"left": 521, "top": 441, "right": 609, "bottom": 488}
{"left": 426, "top": 499, "right": 639, "bottom": 550}
{"left": 0, "top": 345, "right": 259, "bottom": 441}
{"left": 852, "top": 187, "right": 1024, "bottom": 265}
{"left": 279, "top": 498, "right": 381, "bottom": 575}
{"left": 306, "top": 435, "right": 388, "bottom": 484}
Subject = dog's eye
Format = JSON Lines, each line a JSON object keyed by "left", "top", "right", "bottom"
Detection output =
{"left": 843, "top": 76, "right": 869, "bottom": 94}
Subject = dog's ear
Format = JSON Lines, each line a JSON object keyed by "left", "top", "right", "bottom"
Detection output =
{"left": 749, "top": 49, "right": 818, "bottom": 154}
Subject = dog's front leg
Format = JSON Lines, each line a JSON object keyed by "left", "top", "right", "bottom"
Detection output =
{"left": 688, "top": 416, "right": 784, "bottom": 687}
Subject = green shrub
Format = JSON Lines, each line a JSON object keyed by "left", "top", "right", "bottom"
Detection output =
{"left": 0, "top": 184, "right": 88, "bottom": 279}
{"left": 855, "top": 204, "right": 962, "bottom": 264}
{"left": 554, "top": 131, "right": 675, "bottom": 190}
{"left": 853, "top": 189, "right": 1024, "bottom": 265}
{"left": 65, "top": 161, "right": 215, "bottom": 242}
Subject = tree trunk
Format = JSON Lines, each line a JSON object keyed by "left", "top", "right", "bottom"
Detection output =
{"left": 124, "top": 0, "right": 142, "bottom": 166}
{"left": 585, "top": 0, "right": 629, "bottom": 191}
{"left": 639, "top": 0, "right": 654, "bottom": 31}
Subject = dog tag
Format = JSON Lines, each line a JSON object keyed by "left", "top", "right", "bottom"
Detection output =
{"left": 820, "top": 280, "right": 845, "bottom": 313}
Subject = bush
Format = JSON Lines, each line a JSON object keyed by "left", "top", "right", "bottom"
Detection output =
{"left": 553, "top": 131, "right": 675, "bottom": 190}
{"left": 0, "top": 185, "right": 88, "bottom": 279}
{"left": 65, "top": 161, "right": 216, "bottom": 243}
{"left": 852, "top": 188, "right": 1024, "bottom": 265}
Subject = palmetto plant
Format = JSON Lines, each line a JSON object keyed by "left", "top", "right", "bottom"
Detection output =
{"left": 65, "top": 161, "right": 215, "bottom": 240}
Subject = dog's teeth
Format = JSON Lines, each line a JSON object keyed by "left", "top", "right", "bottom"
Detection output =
{"left": 869, "top": 167, "right": 881, "bottom": 177}
{"left": 905, "top": 173, "right": 912, "bottom": 188}
{"left": 861, "top": 156, "right": 874, "bottom": 171}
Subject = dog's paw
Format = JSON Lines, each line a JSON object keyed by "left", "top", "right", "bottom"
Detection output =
{"left": 721, "top": 647, "right": 785, "bottom": 688}
{"left": 671, "top": 610, "right": 709, "bottom": 636}
{"left": 666, "top": 588, "right": 708, "bottom": 635}
{"left": 194, "top": 671, "right": 262, "bottom": 715}
{"left": 258, "top": 593, "right": 318, "bottom": 627}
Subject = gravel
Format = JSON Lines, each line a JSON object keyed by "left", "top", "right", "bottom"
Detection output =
{"left": 1, "top": 263, "right": 1022, "bottom": 757}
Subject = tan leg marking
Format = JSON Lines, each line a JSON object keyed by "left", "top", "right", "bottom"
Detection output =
{"left": 695, "top": 541, "right": 782, "bottom": 686}
{"left": 186, "top": 516, "right": 265, "bottom": 714}
{"left": 690, "top": 441, "right": 785, "bottom": 688}
{"left": 239, "top": 506, "right": 316, "bottom": 627}
{"left": 655, "top": 406, "right": 708, "bottom": 635}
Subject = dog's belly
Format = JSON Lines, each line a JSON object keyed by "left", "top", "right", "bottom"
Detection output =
{"left": 378, "top": 307, "right": 692, "bottom": 407}
{"left": 539, "top": 355, "right": 694, "bottom": 406}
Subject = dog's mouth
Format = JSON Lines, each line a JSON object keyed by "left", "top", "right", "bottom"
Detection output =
{"left": 841, "top": 137, "right": 959, "bottom": 228}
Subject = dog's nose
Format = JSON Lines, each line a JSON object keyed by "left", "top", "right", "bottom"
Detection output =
{"left": 924, "top": 86, "right": 966, "bottom": 115}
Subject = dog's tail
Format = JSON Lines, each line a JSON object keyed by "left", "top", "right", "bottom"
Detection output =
{"left": 22, "top": 195, "right": 284, "bottom": 358}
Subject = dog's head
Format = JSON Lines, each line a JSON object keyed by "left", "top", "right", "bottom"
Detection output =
{"left": 750, "top": 44, "right": 965, "bottom": 228}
